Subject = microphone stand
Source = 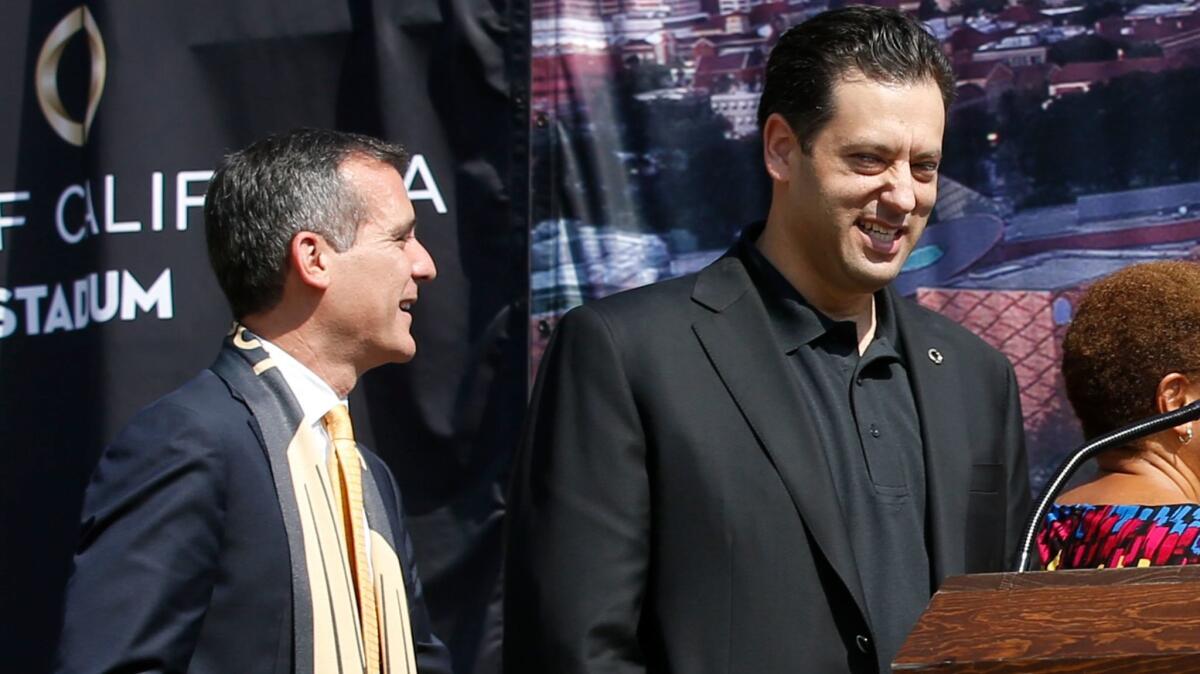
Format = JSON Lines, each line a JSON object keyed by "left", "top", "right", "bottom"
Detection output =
{"left": 1014, "top": 399, "right": 1200, "bottom": 573}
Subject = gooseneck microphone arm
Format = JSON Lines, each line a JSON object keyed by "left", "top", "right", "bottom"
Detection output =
{"left": 1014, "top": 399, "right": 1200, "bottom": 573}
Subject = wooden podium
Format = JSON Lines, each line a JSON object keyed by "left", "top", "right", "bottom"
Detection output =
{"left": 893, "top": 565, "right": 1200, "bottom": 672}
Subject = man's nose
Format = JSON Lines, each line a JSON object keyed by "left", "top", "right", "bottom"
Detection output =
{"left": 879, "top": 165, "right": 917, "bottom": 214}
{"left": 411, "top": 239, "right": 437, "bottom": 282}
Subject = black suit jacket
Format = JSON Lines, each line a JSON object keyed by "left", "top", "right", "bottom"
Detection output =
{"left": 55, "top": 365, "right": 452, "bottom": 674}
{"left": 505, "top": 252, "right": 1031, "bottom": 673}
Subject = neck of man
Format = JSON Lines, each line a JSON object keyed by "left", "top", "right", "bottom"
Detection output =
{"left": 757, "top": 214, "right": 878, "bottom": 354}
{"left": 241, "top": 310, "right": 359, "bottom": 399}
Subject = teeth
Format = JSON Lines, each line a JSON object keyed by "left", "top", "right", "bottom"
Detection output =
{"left": 858, "top": 220, "right": 899, "bottom": 242}
{"left": 400, "top": 302, "right": 412, "bottom": 311}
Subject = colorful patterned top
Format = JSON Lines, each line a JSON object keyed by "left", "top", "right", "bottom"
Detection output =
{"left": 1037, "top": 503, "right": 1200, "bottom": 570}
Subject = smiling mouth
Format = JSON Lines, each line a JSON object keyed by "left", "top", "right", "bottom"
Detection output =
{"left": 856, "top": 218, "right": 903, "bottom": 243}
{"left": 400, "top": 300, "right": 415, "bottom": 312}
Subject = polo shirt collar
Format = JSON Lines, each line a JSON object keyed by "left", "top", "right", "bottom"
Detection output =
{"left": 734, "top": 223, "right": 902, "bottom": 357}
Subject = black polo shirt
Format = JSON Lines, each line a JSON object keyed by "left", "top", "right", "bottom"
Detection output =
{"left": 737, "top": 238, "right": 930, "bottom": 673}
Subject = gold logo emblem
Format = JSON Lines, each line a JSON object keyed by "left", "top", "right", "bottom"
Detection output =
{"left": 36, "top": 6, "right": 107, "bottom": 146}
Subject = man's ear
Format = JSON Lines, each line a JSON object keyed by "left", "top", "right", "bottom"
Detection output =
{"left": 763, "top": 113, "right": 799, "bottom": 183}
{"left": 289, "top": 231, "right": 333, "bottom": 290}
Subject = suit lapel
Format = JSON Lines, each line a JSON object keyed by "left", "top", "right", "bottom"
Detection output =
{"left": 690, "top": 257, "right": 869, "bottom": 621}
{"left": 210, "top": 326, "right": 316, "bottom": 674}
{"left": 892, "top": 290, "right": 971, "bottom": 583}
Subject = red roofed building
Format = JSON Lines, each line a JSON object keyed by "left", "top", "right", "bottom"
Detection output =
{"left": 997, "top": 4, "right": 1046, "bottom": 25}
{"left": 945, "top": 25, "right": 997, "bottom": 66}
{"left": 721, "top": 11, "right": 751, "bottom": 34}
{"left": 1048, "top": 57, "right": 1172, "bottom": 96}
{"left": 681, "top": 11, "right": 756, "bottom": 38}
{"left": 684, "top": 32, "right": 762, "bottom": 61}
{"left": 748, "top": 1, "right": 789, "bottom": 27}
{"left": 533, "top": 0, "right": 602, "bottom": 19}
{"left": 599, "top": 0, "right": 671, "bottom": 15}
{"left": 973, "top": 33, "right": 1049, "bottom": 67}
{"left": 955, "top": 60, "right": 1009, "bottom": 89}
{"left": 620, "top": 30, "right": 678, "bottom": 65}
{"left": 532, "top": 52, "right": 618, "bottom": 109}
{"left": 956, "top": 61, "right": 1051, "bottom": 101}
{"left": 691, "top": 37, "right": 718, "bottom": 59}
{"left": 621, "top": 39, "right": 658, "bottom": 65}
{"left": 692, "top": 49, "right": 765, "bottom": 91}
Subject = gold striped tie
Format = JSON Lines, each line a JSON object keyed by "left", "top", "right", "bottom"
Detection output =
{"left": 324, "top": 404, "right": 381, "bottom": 674}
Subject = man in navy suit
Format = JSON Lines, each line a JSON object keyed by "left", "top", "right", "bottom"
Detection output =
{"left": 56, "top": 128, "right": 452, "bottom": 674}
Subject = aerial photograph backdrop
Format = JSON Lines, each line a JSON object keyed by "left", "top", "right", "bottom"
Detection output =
{"left": 529, "top": 0, "right": 1200, "bottom": 489}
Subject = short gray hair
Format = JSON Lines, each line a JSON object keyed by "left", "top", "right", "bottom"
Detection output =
{"left": 204, "top": 128, "right": 409, "bottom": 318}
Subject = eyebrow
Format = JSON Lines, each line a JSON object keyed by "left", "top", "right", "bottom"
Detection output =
{"left": 395, "top": 217, "right": 416, "bottom": 238}
{"left": 844, "top": 142, "right": 942, "bottom": 161}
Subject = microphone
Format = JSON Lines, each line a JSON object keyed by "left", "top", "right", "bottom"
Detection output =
{"left": 1014, "top": 399, "right": 1200, "bottom": 573}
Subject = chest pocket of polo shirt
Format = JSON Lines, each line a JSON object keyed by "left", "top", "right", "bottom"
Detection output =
{"left": 861, "top": 438, "right": 911, "bottom": 497}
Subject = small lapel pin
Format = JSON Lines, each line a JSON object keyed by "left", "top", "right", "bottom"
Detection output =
{"left": 927, "top": 348, "right": 944, "bottom": 365}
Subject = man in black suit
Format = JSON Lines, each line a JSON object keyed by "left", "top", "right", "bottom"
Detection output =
{"left": 56, "top": 129, "right": 452, "bottom": 674}
{"left": 505, "top": 7, "right": 1031, "bottom": 673}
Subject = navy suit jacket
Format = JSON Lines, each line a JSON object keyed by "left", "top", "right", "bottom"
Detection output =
{"left": 55, "top": 367, "right": 452, "bottom": 674}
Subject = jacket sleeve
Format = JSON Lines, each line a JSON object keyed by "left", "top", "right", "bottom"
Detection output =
{"left": 1002, "top": 362, "right": 1033, "bottom": 570}
{"left": 504, "top": 304, "right": 651, "bottom": 674}
{"left": 54, "top": 402, "right": 227, "bottom": 674}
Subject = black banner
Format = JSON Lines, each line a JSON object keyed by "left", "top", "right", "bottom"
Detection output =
{"left": 0, "top": 2, "right": 527, "bottom": 673}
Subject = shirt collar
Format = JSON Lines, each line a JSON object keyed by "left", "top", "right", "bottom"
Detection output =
{"left": 258, "top": 336, "right": 347, "bottom": 425}
{"left": 734, "top": 223, "right": 902, "bottom": 356}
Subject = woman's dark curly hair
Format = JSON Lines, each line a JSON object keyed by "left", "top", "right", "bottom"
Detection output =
{"left": 1062, "top": 260, "right": 1200, "bottom": 439}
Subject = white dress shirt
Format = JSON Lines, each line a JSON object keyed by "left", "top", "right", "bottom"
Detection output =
{"left": 258, "top": 337, "right": 373, "bottom": 564}
{"left": 258, "top": 337, "right": 346, "bottom": 457}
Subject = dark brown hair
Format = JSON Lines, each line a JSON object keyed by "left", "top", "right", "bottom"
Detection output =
{"left": 757, "top": 5, "right": 955, "bottom": 152}
{"left": 1062, "top": 260, "right": 1200, "bottom": 439}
